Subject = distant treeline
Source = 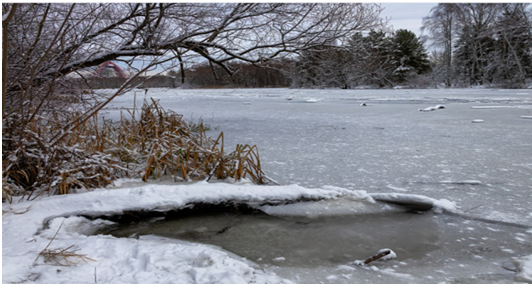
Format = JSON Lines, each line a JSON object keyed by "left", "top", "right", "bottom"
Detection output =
{"left": 77, "top": 76, "right": 180, "bottom": 89}
{"left": 78, "top": 61, "right": 291, "bottom": 89}
{"left": 179, "top": 61, "right": 291, "bottom": 88}
{"left": 82, "top": 3, "right": 532, "bottom": 90}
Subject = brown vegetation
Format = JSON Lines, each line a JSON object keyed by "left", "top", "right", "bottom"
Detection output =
{"left": 2, "top": 98, "right": 273, "bottom": 203}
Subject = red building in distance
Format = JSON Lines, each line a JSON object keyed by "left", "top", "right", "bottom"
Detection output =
{"left": 94, "top": 61, "right": 128, "bottom": 78}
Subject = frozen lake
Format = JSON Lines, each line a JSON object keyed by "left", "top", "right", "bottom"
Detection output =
{"left": 4, "top": 89, "right": 532, "bottom": 284}
{"left": 89, "top": 88, "right": 532, "bottom": 283}
{"left": 105, "top": 88, "right": 532, "bottom": 228}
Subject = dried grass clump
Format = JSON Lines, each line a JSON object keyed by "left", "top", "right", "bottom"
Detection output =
{"left": 34, "top": 220, "right": 95, "bottom": 267}
{"left": 109, "top": 98, "right": 272, "bottom": 185}
{"left": 38, "top": 245, "right": 96, "bottom": 266}
{"left": 3, "top": 98, "right": 273, "bottom": 203}
{"left": 2, "top": 112, "right": 127, "bottom": 203}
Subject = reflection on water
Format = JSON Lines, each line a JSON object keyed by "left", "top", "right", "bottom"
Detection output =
{"left": 99, "top": 211, "right": 440, "bottom": 268}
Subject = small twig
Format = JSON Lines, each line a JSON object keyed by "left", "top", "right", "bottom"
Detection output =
{"left": 502, "top": 265, "right": 517, "bottom": 272}
{"left": 40, "top": 245, "right": 96, "bottom": 266}
{"left": 363, "top": 250, "right": 391, "bottom": 265}
{"left": 464, "top": 204, "right": 483, "bottom": 213}
{"left": 3, "top": 206, "right": 31, "bottom": 215}
{"left": 34, "top": 219, "right": 65, "bottom": 265}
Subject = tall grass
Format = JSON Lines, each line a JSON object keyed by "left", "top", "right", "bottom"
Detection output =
{"left": 2, "top": 98, "right": 273, "bottom": 203}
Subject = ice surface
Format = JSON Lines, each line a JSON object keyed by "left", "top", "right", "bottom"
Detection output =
{"left": 105, "top": 88, "right": 532, "bottom": 227}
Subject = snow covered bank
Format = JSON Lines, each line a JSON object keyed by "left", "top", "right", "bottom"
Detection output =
{"left": 2, "top": 181, "right": 369, "bottom": 284}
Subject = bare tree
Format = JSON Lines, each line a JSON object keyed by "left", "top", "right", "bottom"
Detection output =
{"left": 3, "top": 3, "right": 384, "bottom": 131}
{"left": 349, "top": 31, "right": 396, "bottom": 88}
{"left": 490, "top": 3, "right": 532, "bottom": 87}
{"left": 421, "top": 4, "right": 460, "bottom": 87}
{"left": 453, "top": 3, "right": 500, "bottom": 86}
{"left": 421, "top": 3, "right": 532, "bottom": 88}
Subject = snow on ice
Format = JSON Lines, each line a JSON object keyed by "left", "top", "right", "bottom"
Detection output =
{"left": 370, "top": 193, "right": 456, "bottom": 214}
{"left": 514, "top": 255, "right": 532, "bottom": 283}
{"left": 418, "top": 104, "right": 445, "bottom": 112}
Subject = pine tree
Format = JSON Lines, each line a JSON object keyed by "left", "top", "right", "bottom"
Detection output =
{"left": 390, "top": 29, "right": 431, "bottom": 83}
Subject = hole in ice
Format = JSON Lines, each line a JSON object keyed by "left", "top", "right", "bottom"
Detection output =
{"left": 94, "top": 204, "right": 440, "bottom": 268}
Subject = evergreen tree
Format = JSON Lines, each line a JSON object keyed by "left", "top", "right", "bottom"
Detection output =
{"left": 453, "top": 25, "right": 497, "bottom": 86}
{"left": 390, "top": 29, "right": 431, "bottom": 83}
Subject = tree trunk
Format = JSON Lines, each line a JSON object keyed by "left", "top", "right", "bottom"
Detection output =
{"left": 2, "top": 4, "right": 18, "bottom": 116}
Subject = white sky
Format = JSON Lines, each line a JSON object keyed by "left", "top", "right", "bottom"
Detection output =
{"left": 379, "top": 2, "right": 437, "bottom": 36}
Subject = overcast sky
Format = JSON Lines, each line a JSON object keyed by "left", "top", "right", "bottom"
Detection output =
{"left": 379, "top": 3, "right": 437, "bottom": 36}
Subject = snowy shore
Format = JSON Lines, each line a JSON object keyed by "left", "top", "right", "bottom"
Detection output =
{"left": 2, "top": 181, "right": 370, "bottom": 283}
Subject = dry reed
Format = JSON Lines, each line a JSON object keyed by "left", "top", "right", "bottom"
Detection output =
{"left": 3, "top": 97, "right": 273, "bottom": 202}
{"left": 34, "top": 219, "right": 95, "bottom": 267}
{"left": 38, "top": 245, "right": 96, "bottom": 266}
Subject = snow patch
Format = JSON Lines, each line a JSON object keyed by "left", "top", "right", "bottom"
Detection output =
{"left": 378, "top": 248, "right": 397, "bottom": 261}
{"left": 370, "top": 193, "right": 456, "bottom": 214}
{"left": 513, "top": 254, "right": 532, "bottom": 283}
{"left": 418, "top": 105, "right": 445, "bottom": 112}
